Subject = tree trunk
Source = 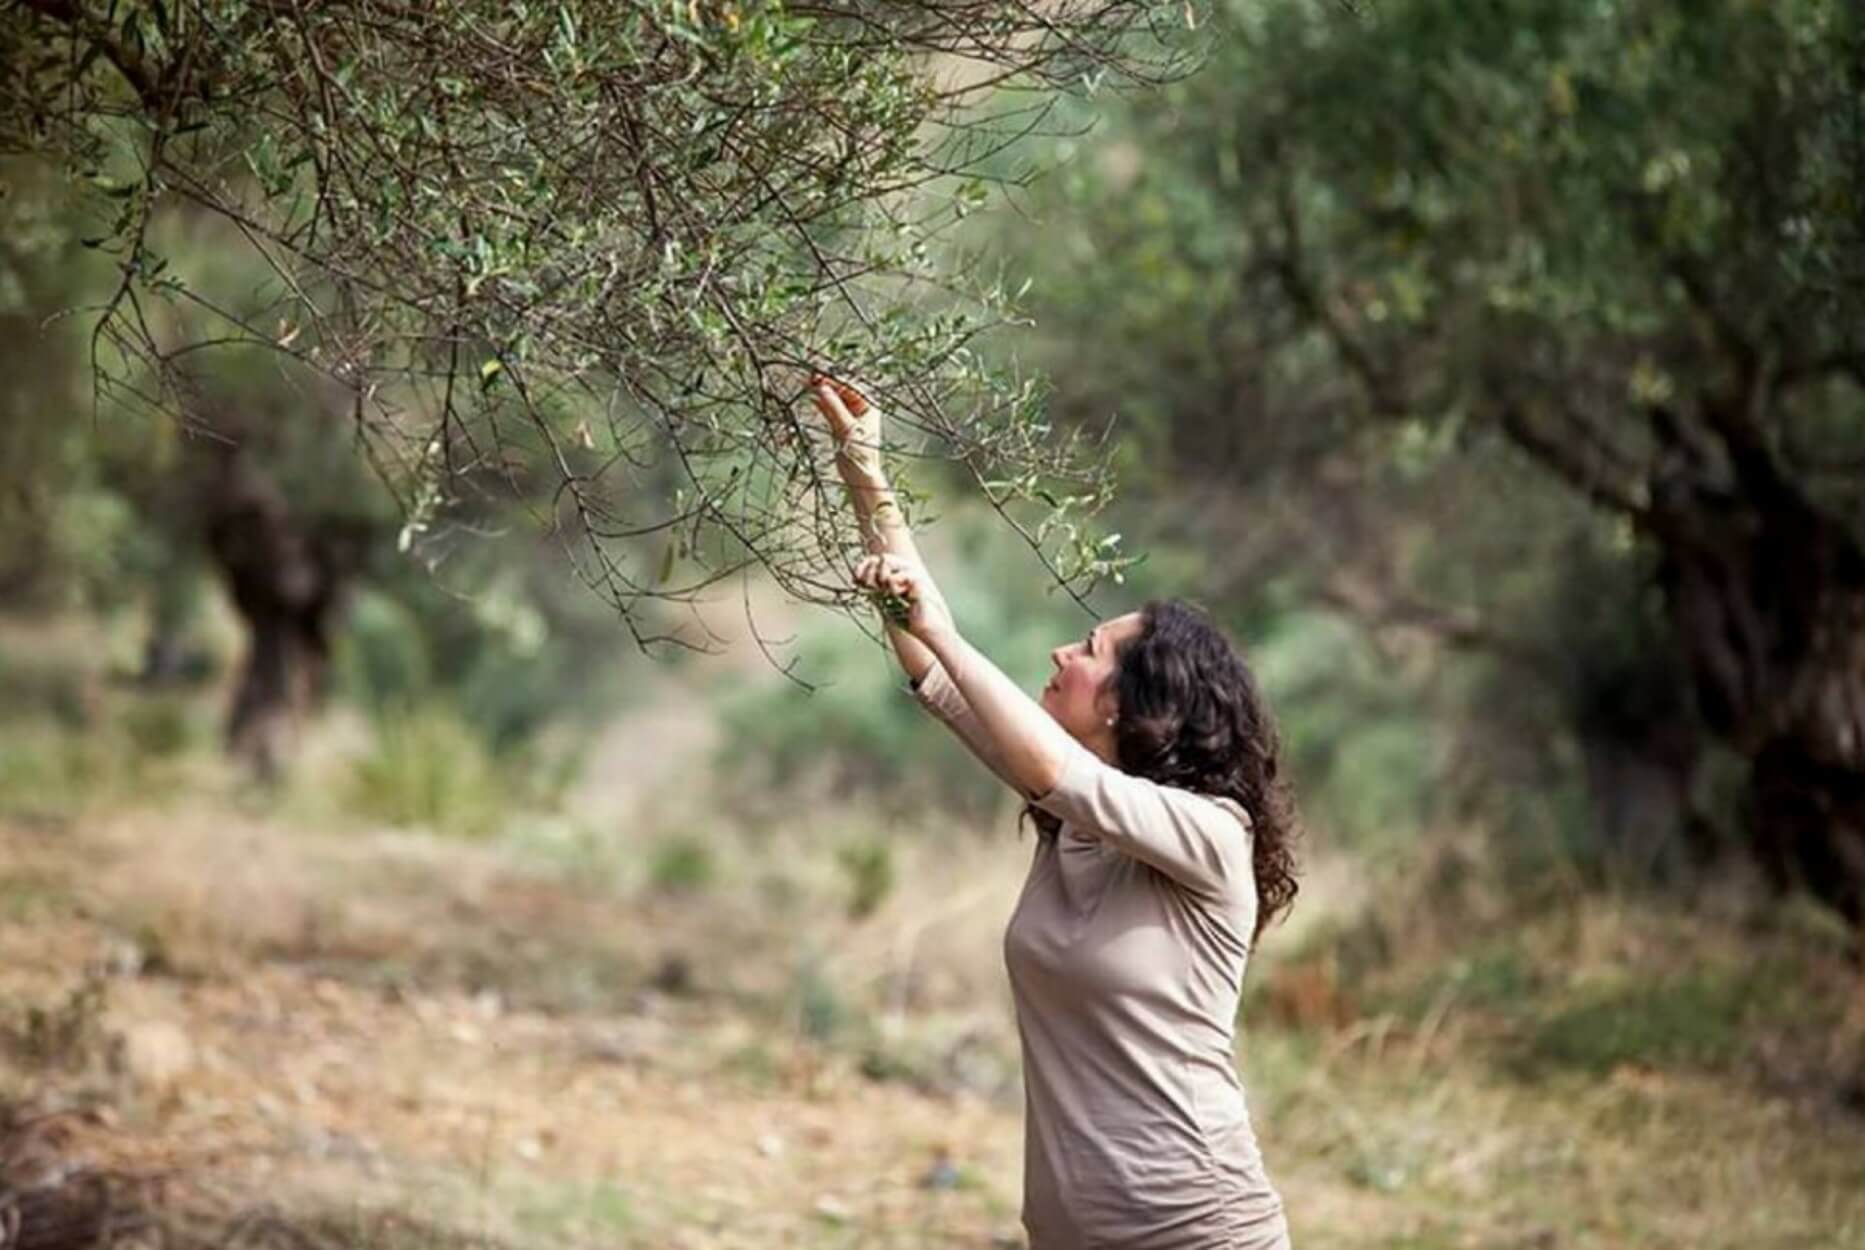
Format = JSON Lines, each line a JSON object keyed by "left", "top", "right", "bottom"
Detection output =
{"left": 200, "top": 447, "right": 359, "bottom": 780}
{"left": 1576, "top": 726, "right": 1712, "bottom": 882}
{"left": 220, "top": 601, "right": 329, "bottom": 779}
{"left": 1658, "top": 477, "right": 1865, "bottom": 925}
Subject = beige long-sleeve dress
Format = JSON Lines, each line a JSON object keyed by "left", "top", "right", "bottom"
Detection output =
{"left": 913, "top": 661, "right": 1291, "bottom": 1250}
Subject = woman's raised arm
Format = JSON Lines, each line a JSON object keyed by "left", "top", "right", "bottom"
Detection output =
{"left": 921, "top": 625, "right": 1074, "bottom": 801}
{"left": 811, "top": 376, "right": 1072, "bottom": 798}
{"left": 810, "top": 377, "right": 940, "bottom": 684}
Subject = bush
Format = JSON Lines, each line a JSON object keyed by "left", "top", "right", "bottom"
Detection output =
{"left": 347, "top": 700, "right": 510, "bottom": 836}
{"left": 790, "top": 956, "right": 852, "bottom": 1043}
{"left": 0, "top": 651, "right": 92, "bottom": 729}
{"left": 836, "top": 837, "right": 895, "bottom": 920}
{"left": 0, "top": 728, "right": 110, "bottom": 823}
{"left": 647, "top": 834, "right": 716, "bottom": 896}
{"left": 119, "top": 693, "right": 202, "bottom": 759}
{"left": 1526, "top": 973, "right": 1761, "bottom": 1075}
{"left": 334, "top": 542, "right": 633, "bottom": 755}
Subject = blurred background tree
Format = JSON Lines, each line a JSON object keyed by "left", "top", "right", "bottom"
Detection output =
{"left": 996, "top": 0, "right": 1865, "bottom": 924}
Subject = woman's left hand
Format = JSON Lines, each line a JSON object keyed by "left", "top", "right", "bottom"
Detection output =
{"left": 809, "top": 373, "right": 884, "bottom": 483}
{"left": 854, "top": 552, "right": 955, "bottom": 644}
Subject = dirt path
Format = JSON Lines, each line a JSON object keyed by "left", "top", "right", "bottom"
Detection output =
{"left": 1, "top": 811, "right": 1027, "bottom": 1249}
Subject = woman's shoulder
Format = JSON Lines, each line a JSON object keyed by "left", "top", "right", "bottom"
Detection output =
{"left": 1163, "top": 779, "right": 1254, "bottom": 837}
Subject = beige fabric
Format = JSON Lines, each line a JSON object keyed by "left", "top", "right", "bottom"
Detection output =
{"left": 914, "top": 661, "right": 1290, "bottom": 1250}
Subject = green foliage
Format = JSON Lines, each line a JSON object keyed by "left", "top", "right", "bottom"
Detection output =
{"left": 334, "top": 536, "right": 629, "bottom": 757}
{"left": 717, "top": 612, "right": 957, "bottom": 812}
{"left": 3, "top": 208, "right": 618, "bottom": 806}
{"left": 0, "top": 639, "right": 213, "bottom": 823}
{"left": 2, "top": 2, "right": 1192, "bottom": 641}
{"left": 1332, "top": 877, "right": 1841, "bottom": 1086}
{"left": 346, "top": 700, "right": 511, "bottom": 836}
{"left": 0, "top": 649, "right": 91, "bottom": 730}
{"left": 835, "top": 836, "right": 895, "bottom": 920}
{"left": 1443, "top": 947, "right": 1546, "bottom": 1014}
{"left": 1248, "top": 609, "right": 1441, "bottom": 850}
{"left": 1047, "top": 0, "right": 1860, "bottom": 531}
{"left": 994, "top": 0, "right": 1865, "bottom": 892}
{"left": 791, "top": 955, "right": 852, "bottom": 1043}
{"left": 0, "top": 726, "right": 104, "bottom": 823}
{"left": 0, "top": 177, "right": 161, "bottom": 612}
{"left": 647, "top": 834, "right": 717, "bottom": 896}
{"left": 119, "top": 693, "right": 202, "bottom": 759}
{"left": 335, "top": 590, "right": 434, "bottom": 711}
{"left": 1525, "top": 973, "right": 1758, "bottom": 1075}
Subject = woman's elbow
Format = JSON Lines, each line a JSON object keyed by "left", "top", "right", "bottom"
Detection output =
{"left": 1017, "top": 749, "right": 1068, "bottom": 804}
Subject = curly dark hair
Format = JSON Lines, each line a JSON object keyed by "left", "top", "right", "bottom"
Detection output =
{"left": 1023, "top": 597, "right": 1300, "bottom": 942}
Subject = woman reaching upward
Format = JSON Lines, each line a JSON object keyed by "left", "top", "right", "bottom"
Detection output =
{"left": 810, "top": 376, "right": 1298, "bottom": 1250}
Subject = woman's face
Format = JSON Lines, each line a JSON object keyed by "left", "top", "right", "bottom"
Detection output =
{"left": 1040, "top": 610, "right": 1145, "bottom": 745}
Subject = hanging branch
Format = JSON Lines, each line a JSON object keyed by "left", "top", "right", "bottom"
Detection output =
{"left": 2, "top": 0, "right": 1202, "bottom": 650}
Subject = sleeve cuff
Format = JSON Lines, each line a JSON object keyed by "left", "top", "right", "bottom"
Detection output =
{"left": 908, "top": 660, "right": 969, "bottom": 721}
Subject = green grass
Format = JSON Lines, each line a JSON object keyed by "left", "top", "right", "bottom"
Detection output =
{"left": 647, "top": 834, "right": 717, "bottom": 895}
{"left": 1525, "top": 972, "right": 1756, "bottom": 1075}
{"left": 835, "top": 836, "right": 894, "bottom": 920}
{"left": 347, "top": 701, "right": 511, "bottom": 836}
{"left": 515, "top": 1179, "right": 636, "bottom": 1241}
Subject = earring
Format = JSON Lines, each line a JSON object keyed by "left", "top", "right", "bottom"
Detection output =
{"left": 1104, "top": 717, "right": 1116, "bottom": 727}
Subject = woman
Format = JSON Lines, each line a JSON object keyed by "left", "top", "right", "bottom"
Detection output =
{"left": 811, "top": 377, "right": 1298, "bottom": 1250}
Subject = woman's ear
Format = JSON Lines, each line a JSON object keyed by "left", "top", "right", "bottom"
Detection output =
{"left": 1094, "top": 688, "right": 1120, "bottom": 729}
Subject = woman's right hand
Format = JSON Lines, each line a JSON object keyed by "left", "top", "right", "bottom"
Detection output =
{"left": 854, "top": 551, "right": 955, "bottom": 644}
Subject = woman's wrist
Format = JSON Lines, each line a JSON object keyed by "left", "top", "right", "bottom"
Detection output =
{"left": 849, "top": 480, "right": 907, "bottom": 552}
{"left": 919, "top": 618, "right": 965, "bottom": 659}
{"left": 837, "top": 455, "right": 888, "bottom": 491}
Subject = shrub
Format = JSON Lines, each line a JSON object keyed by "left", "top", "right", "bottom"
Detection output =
{"left": 120, "top": 693, "right": 201, "bottom": 759}
{"left": 647, "top": 835, "right": 716, "bottom": 896}
{"left": 347, "top": 700, "right": 508, "bottom": 836}
{"left": 836, "top": 837, "right": 895, "bottom": 920}
{"left": 1526, "top": 973, "right": 1759, "bottom": 1075}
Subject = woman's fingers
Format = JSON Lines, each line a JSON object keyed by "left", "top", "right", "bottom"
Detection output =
{"left": 853, "top": 554, "right": 921, "bottom": 604}
{"left": 830, "top": 379, "right": 870, "bottom": 417}
{"left": 811, "top": 381, "right": 856, "bottom": 437}
{"left": 855, "top": 556, "right": 900, "bottom": 589}
{"left": 809, "top": 372, "right": 871, "bottom": 418}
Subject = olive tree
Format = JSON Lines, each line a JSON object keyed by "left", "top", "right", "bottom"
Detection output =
{"left": 2, "top": 1, "right": 1189, "bottom": 765}
{"left": 1010, "top": 0, "right": 1865, "bottom": 922}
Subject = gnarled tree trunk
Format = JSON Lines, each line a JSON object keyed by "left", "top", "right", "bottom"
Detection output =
{"left": 200, "top": 445, "right": 362, "bottom": 781}
{"left": 1658, "top": 473, "right": 1865, "bottom": 925}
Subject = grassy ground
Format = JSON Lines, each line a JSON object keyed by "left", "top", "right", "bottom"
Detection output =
{"left": 3, "top": 619, "right": 1864, "bottom": 1249}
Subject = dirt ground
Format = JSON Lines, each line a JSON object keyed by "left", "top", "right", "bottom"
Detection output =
{"left": 5, "top": 731, "right": 1865, "bottom": 1250}
{"left": 2, "top": 796, "right": 1043, "bottom": 1249}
